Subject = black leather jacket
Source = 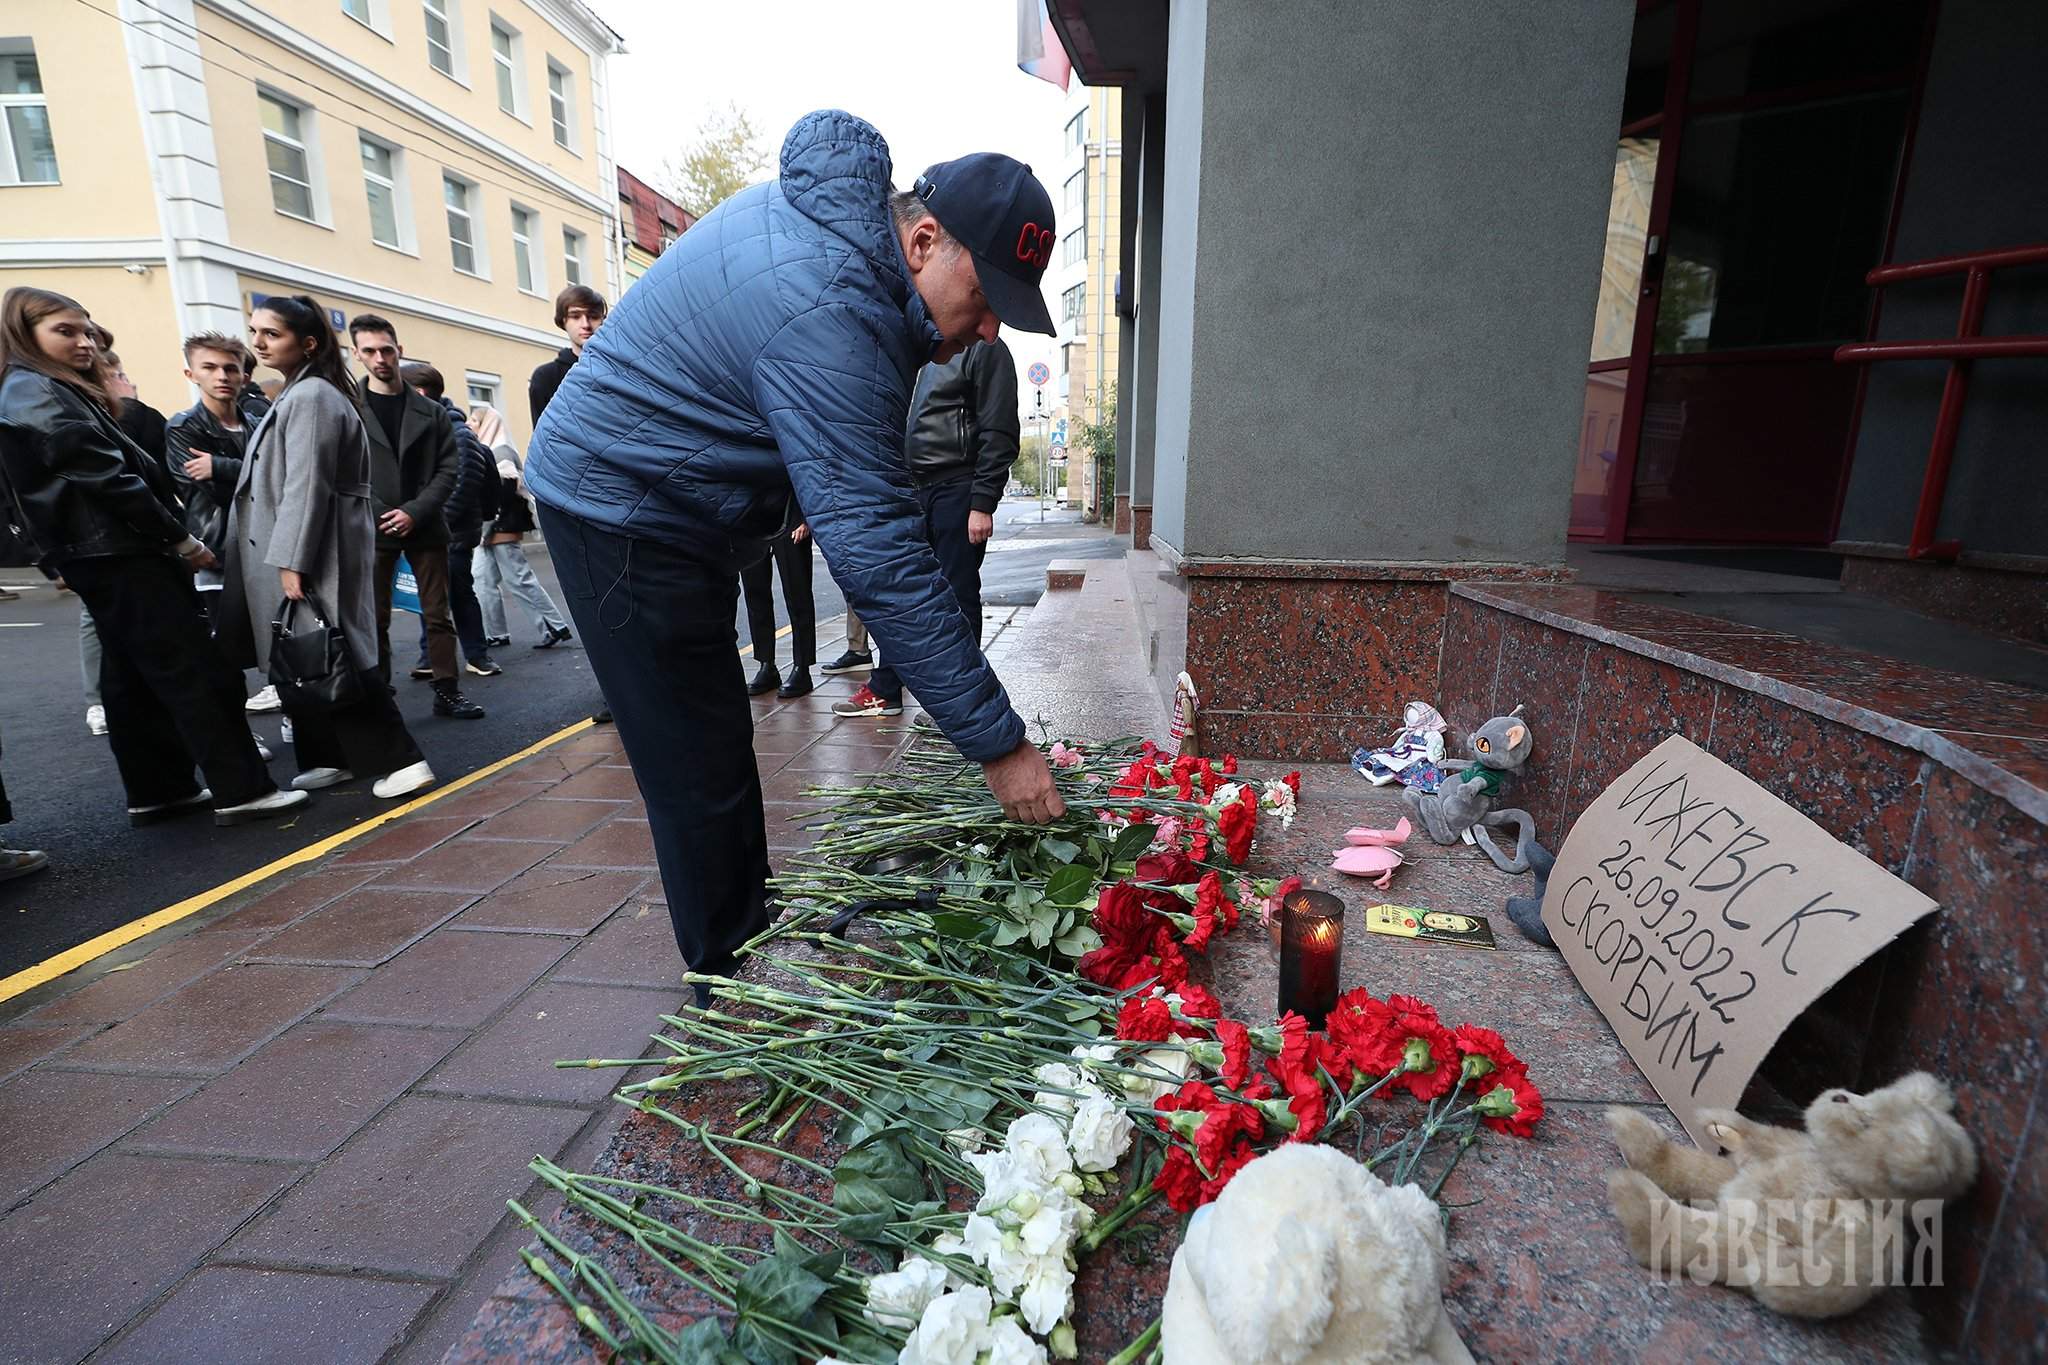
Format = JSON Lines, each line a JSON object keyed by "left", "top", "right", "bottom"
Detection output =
{"left": 435, "top": 396, "right": 498, "bottom": 545}
{"left": 902, "top": 339, "right": 1020, "bottom": 514}
{"left": 0, "top": 365, "right": 191, "bottom": 567}
{"left": 165, "top": 393, "right": 270, "bottom": 548}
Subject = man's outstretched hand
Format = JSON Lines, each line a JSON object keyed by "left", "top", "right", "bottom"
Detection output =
{"left": 983, "top": 741, "right": 1067, "bottom": 824}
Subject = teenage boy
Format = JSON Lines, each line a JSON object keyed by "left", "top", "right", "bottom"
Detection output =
{"left": 348, "top": 314, "right": 484, "bottom": 720}
{"left": 530, "top": 285, "right": 606, "bottom": 424}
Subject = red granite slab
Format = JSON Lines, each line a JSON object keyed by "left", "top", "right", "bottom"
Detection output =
{"left": 419, "top": 779, "right": 558, "bottom": 823}
{"left": 321, "top": 930, "right": 572, "bottom": 1028}
{"left": 94, "top": 1265, "right": 438, "bottom": 1365}
{"left": 548, "top": 901, "right": 682, "bottom": 989}
{"left": 550, "top": 818, "right": 658, "bottom": 870}
{"left": 193, "top": 865, "right": 380, "bottom": 936}
{"left": 240, "top": 889, "right": 471, "bottom": 968}
{"left": 0, "top": 1068, "right": 191, "bottom": 1205}
{"left": 419, "top": 981, "right": 678, "bottom": 1105}
{"left": 59, "top": 964, "right": 361, "bottom": 1076}
{"left": 333, "top": 816, "right": 477, "bottom": 865}
{"left": 465, "top": 797, "right": 617, "bottom": 844}
{"left": 370, "top": 837, "right": 559, "bottom": 893}
{"left": 545, "top": 763, "right": 644, "bottom": 802}
{"left": 0, "top": 1153, "right": 297, "bottom": 1364}
{"left": 17, "top": 930, "right": 269, "bottom": 1026}
{"left": 452, "top": 862, "right": 645, "bottom": 933}
{"left": 0, "top": 1021, "right": 91, "bottom": 1082}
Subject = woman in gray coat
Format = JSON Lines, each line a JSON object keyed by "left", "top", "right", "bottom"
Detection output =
{"left": 226, "top": 295, "right": 432, "bottom": 800}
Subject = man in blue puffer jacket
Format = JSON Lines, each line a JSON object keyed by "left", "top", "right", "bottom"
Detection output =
{"left": 524, "top": 110, "right": 1066, "bottom": 991}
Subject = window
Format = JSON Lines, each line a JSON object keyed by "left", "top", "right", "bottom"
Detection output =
{"left": 0, "top": 42, "right": 59, "bottom": 185}
{"left": 444, "top": 174, "right": 482, "bottom": 275}
{"left": 510, "top": 204, "right": 540, "bottom": 294}
{"left": 490, "top": 17, "right": 525, "bottom": 119}
{"left": 546, "top": 60, "right": 574, "bottom": 149}
{"left": 1065, "top": 108, "right": 1087, "bottom": 153}
{"left": 359, "top": 134, "right": 405, "bottom": 248}
{"left": 422, "top": 0, "right": 459, "bottom": 78}
{"left": 1061, "top": 282, "right": 1086, "bottom": 324}
{"left": 562, "top": 226, "right": 585, "bottom": 285}
{"left": 1061, "top": 227, "right": 1085, "bottom": 267}
{"left": 465, "top": 372, "right": 501, "bottom": 410}
{"left": 342, "top": 0, "right": 373, "bottom": 24}
{"left": 260, "top": 91, "right": 317, "bottom": 220}
{"left": 1063, "top": 170, "right": 1086, "bottom": 231}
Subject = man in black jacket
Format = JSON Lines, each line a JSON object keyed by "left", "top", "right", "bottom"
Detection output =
{"left": 528, "top": 285, "right": 605, "bottom": 425}
{"left": 403, "top": 361, "right": 501, "bottom": 676}
{"left": 347, "top": 315, "right": 483, "bottom": 719}
{"left": 834, "top": 337, "right": 1020, "bottom": 719}
{"left": 167, "top": 332, "right": 269, "bottom": 616}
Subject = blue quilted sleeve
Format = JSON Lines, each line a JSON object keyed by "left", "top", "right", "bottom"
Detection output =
{"left": 753, "top": 303, "right": 1025, "bottom": 763}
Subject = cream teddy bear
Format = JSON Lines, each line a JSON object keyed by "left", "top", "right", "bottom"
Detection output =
{"left": 1160, "top": 1144, "right": 1473, "bottom": 1364}
{"left": 1605, "top": 1072, "right": 1977, "bottom": 1319}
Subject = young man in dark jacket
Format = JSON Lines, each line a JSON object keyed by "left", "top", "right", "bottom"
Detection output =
{"left": 523, "top": 111, "right": 1065, "bottom": 996}
{"left": 402, "top": 362, "right": 501, "bottom": 676}
{"left": 166, "top": 332, "right": 269, "bottom": 613}
{"left": 528, "top": 285, "right": 605, "bottom": 425}
{"left": 347, "top": 315, "right": 483, "bottom": 719}
{"left": 835, "top": 337, "right": 1019, "bottom": 719}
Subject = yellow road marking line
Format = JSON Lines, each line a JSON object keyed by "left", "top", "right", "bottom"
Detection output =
{"left": 0, "top": 716, "right": 597, "bottom": 1006}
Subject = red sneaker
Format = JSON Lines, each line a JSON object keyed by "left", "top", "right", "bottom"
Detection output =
{"left": 831, "top": 683, "right": 904, "bottom": 718}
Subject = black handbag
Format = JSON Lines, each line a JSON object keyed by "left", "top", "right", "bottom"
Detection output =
{"left": 269, "top": 595, "right": 362, "bottom": 711}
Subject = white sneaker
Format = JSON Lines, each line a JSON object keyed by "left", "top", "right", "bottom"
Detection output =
{"left": 86, "top": 704, "right": 107, "bottom": 736}
{"left": 292, "top": 767, "right": 354, "bottom": 791}
{"left": 245, "top": 685, "right": 282, "bottom": 713}
{"left": 128, "top": 787, "right": 212, "bottom": 826}
{"left": 372, "top": 760, "right": 436, "bottom": 800}
{"left": 214, "top": 787, "right": 309, "bottom": 826}
{"left": 253, "top": 734, "right": 274, "bottom": 762}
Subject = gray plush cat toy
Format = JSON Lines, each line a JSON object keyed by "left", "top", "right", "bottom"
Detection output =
{"left": 1402, "top": 712, "right": 1540, "bottom": 875}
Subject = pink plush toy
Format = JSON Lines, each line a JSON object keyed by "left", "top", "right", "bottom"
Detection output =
{"left": 1331, "top": 817, "right": 1411, "bottom": 889}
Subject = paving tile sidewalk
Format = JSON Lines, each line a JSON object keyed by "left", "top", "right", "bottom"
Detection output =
{"left": 0, "top": 606, "right": 1028, "bottom": 1365}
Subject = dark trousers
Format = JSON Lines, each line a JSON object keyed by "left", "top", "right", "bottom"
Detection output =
{"left": 59, "top": 554, "right": 275, "bottom": 809}
{"left": 1, "top": 725, "right": 13, "bottom": 825}
{"left": 537, "top": 503, "right": 770, "bottom": 973}
{"left": 421, "top": 535, "right": 487, "bottom": 663}
{"left": 739, "top": 529, "right": 816, "bottom": 669}
{"left": 871, "top": 475, "right": 985, "bottom": 702}
{"left": 287, "top": 673, "right": 425, "bottom": 778}
{"left": 373, "top": 543, "right": 456, "bottom": 682}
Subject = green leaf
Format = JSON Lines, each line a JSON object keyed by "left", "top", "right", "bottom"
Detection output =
{"left": 834, "top": 1131, "right": 926, "bottom": 1207}
{"left": 674, "top": 1317, "right": 740, "bottom": 1365}
{"left": 1044, "top": 863, "right": 1096, "bottom": 906}
{"left": 991, "top": 920, "right": 1028, "bottom": 947}
{"left": 1040, "top": 836, "right": 1081, "bottom": 864}
{"left": 1053, "top": 926, "right": 1101, "bottom": 959}
{"left": 905, "top": 1079, "right": 996, "bottom": 1131}
{"left": 732, "top": 1253, "right": 829, "bottom": 1364}
{"left": 929, "top": 910, "right": 992, "bottom": 942}
{"left": 1111, "top": 823, "right": 1157, "bottom": 861}
{"left": 1028, "top": 913, "right": 1055, "bottom": 949}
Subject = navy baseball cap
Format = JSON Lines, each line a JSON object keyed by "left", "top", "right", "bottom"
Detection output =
{"left": 913, "top": 153, "right": 1058, "bottom": 336}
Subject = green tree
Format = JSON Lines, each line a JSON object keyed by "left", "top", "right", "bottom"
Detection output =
{"left": 1076, "top": 384, "right": 1117, "bottom": 515}
{"left": 662, "top": 103, "right": 772, "bottom": 218}
{"left": 1015, "top": 433, "right": 1049, "bottom": 494}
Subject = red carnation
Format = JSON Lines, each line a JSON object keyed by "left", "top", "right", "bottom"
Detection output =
{"left": 1196, "top": 759, "right": 1221, "bottom": 798}
{"left": 1217, "top": 791, "right": 1258, "bottom": 864}
{"left": 1390, "top": 1015, "right": 1460, "bottom": 1101}
{"left": 1173, "top": 980, "right": 1222, "bottom": 1025}
{"left": 1311, "top": 1031, "right": 1356, "bottom": 1092}
{"left": 1117, "top": 995, "right": 1175, "bottom": 1043}
{"left": 1387, "top": 994, "right": 1439, "bottom": 1024}
{"left": 1200, "top": 1138, "right": 1259, "bottom": 1203}
{"left": 1452, "top": 1023, "right": 1524, "bottom": 1085}
{"left": 1193, "top": 1097, "right": 1263, "bottom": 1170}
{"left": 1186, "top": 818, "right": 1211, "bottom": 863}
{"left": 1326, "top": 989, "right": 1398, "bottom": 1076}
{"left": 1175, "top": 772, "right": 1195, "bottom": 801}
{"left": 1281, "top": 770, "right": 1301, "bottom": 796}
{"left": 1154, "top": 1146, "right": 1206, "bottom": 1212}
{"left": 1477, "top": 1066, "right": 1545, "bottom": 1138}
{"left": 1135, "top": 849, "right": 1201, "bottom": 887}
{"left": 1151, "top": 929, "right": 1190, "bottom": 988}
{"left": 1220, "top": 755, "right": 1238, "bottom": 775}
{"left": 1216, "top": 1018, "right": 1254, "bottom": 1090}
{"left": 1076, "top": 941, "right": 1150, "bottom": 990}
{"left": 1092, "top": 881, "right": 1152, "bottom": 946}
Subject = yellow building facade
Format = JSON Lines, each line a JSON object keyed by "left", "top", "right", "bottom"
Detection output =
{"left": 0, "top": 0, "right": 621, "bottom": 446}
{"left": 1048, "top": 81, "right": 1121, "bottom": 518}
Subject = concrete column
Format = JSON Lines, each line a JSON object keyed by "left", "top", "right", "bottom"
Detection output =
{"left": 1145, "top": 0, "right": 1632, "bottom": 756}
{"left": 1127, "top": 93, "right": 1168, "bottom": 550}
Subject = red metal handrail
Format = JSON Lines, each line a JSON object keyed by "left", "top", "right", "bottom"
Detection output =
{"left": 1835, "top": 243, "right": 2048, "bottom": 560}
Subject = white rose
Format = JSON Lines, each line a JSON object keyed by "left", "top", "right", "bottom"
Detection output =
{"left": 967, "top": 1149, "right": 1033, "bottom": 1212}
{"left": 945, "top": 1126, "right": 985, "bottom": 1153}
{"left": 962, "top": 1212, "right": 1035, "bottom": 1297}
{"left": 1017, "top": 1190, "right": 1089, "bottom": 1259}
{"left": 1122, "top": 1046, "right": 1190, "bottom": 1105}
{"left": 1018, "top": 1257, "right": 1076, "bottom": 1336}
{"left": 863, "top": 1255, "right": 949, "bottom": 1330}
{"left": 928, "top": 1232, "right": 975, "bottom": 1289}
{"left": 984, "top": 1316, "right": 1051, "bottom": 1365}
{"left": 900, "top": 1286, "right": 993, "bottom": 1365}
{"left": 1004, "top": 1113, "right": 1074, "bottom": 1187}
{"left": 1065, "top": 1093, "right": 1135, "bottom": 1173}
{"left": 1031, "top": 1062, "right": 1085, "bottom": 1118}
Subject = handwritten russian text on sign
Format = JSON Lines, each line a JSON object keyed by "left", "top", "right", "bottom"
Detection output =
{"left": 1543, "top": 735, "right": 1937, "bottom": 1146}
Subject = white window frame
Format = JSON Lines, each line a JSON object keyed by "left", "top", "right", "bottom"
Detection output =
{"left": 443, "top": 172, "right": 487, "bottom": 277}
{"left": 1065, "top": 108, "right": 1087, "bottom": 154}
{"left": 341, "top": 0, "right": 393, "bottom": 39}
{"left": 546, "top": 58, "right": 576, "bottom": 151}
{"left": 489, "top": 15, "right": 528, "bottom": 122}
{"left": 562, "top": 225, "right": 585, "bottom": 286}
{"left": 357, "top": 131, "right": 414, "bottom": 254}
{"left": 1062, "top": 282, "right": 1086, "bottom": 324}
{"left": 0, "top": 39, "right": 60, "bottom": 186}
{"left": 422, "top": 0, "right": 467, "bottom": 84}
{"left": 465, "top": 371, "right": 502, "bottom": 412}
{"left": 1061, "top": 227, "right": 1085, "bottom": 267}
{"left": 1063, "top": 170, "right": 1086, "bottom": 231}
{"left": 510, "top": 202, "right": 542, "bottom": 296}
{"left": 258, "top": 87, "right": 329, "bottom": 226}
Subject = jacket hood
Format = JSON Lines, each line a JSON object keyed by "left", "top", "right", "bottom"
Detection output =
{"left": 780, "top": 109, "right": 907, "bottom": 303}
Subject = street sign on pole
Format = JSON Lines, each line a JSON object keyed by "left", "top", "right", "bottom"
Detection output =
{"left": 1026, "top": 361, "right": 1051, "bottom": 387}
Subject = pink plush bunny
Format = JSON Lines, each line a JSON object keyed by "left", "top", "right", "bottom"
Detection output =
{"left": 1331, "top": 817, "right": 1411, "bottom": 888}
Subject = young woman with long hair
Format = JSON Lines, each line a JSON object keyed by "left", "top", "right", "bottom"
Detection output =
{"left": 0, "top": 286, "right": 304, "bottom": 826}
{"left": 466, "top": 404, "right": 573, "bottom": 650}
{"left": 220, "top": 294, "right": 433, "bottom": 799}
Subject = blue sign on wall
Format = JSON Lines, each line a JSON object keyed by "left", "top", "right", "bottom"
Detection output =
{"left": 249, "top": 292, "right": 348, "bottom": 333}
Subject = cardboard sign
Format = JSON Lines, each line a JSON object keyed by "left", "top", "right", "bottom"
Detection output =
{"left": 1543, "top": 735, "right": 1938, "bottom": 1146}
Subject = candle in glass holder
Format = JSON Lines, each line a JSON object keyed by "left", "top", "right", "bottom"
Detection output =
{"left": 1277, "top": 888, "right": 1345, "bottom": 1028}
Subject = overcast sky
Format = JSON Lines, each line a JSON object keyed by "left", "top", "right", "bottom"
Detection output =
{"left": 595, "top": 0, "right": 1075, "bottom": 411}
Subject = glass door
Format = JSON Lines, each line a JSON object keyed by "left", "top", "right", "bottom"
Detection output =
{"left": 1572, "top": 0, "right": 1930, "bottom": 545}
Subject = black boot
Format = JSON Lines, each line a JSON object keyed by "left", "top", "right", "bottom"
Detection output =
{"left": 433, "top": 680, "right": 486, "bottom": 719}
{"left": 747, "top": 661, "right": 780, "bottom": 696}
{"left": 777, "top": 667, "right": 815, "bottom": 700}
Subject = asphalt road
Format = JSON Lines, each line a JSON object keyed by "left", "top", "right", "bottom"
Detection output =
{"left": 0, "top": 498, "right": 1122, "bottom": 977}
